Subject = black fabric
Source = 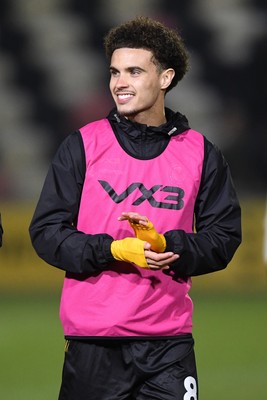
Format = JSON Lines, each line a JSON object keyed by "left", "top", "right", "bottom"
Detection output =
{"left": 164, "top": 138, "right": 241, "bottom": 280}
{"left": 109, "top": 107, "right": 190, "bottom": 160}
{"left": 29, "top": 131, "right": 114, "bottom": 274}
{"left": 29, "top": 107, "right": 241, "bottom": 277}
{"left": 58, "top": 335, "right": 198, "bottom": 400}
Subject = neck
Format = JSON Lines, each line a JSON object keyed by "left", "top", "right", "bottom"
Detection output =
{"left": 127, "top": 108, "right": 167, "bottom": 127}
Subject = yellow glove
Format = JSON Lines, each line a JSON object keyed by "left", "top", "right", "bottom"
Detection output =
{"left": 111, "top": 238, "right": 149, "bottom": 268}
{"left": 129, "top": 220, "right": 166, "bottom": 253}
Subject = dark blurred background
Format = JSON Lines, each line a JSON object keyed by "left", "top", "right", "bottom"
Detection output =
{"left": 0, "top": 1, "right": 266, "bottom": 399}
{"left": 0, "top": 0, "right": 266, "bottom": 200}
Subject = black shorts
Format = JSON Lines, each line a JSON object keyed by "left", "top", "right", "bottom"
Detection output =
{"left": 58, "top": 335, "right": 198, "bottom": 400}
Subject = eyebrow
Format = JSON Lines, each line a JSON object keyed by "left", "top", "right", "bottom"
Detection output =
{"left": 109, "top": 65, "right": 146, "bottom": 73}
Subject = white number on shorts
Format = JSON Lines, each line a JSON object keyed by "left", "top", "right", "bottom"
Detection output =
{"left": 183, "top": 376, "right": 197, "bottom": 400}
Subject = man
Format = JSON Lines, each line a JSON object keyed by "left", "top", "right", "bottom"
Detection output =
{"left": 29, "top": 16, "right": 241, "bottom": 400}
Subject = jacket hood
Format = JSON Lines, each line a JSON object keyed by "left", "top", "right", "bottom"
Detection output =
{"left": 108, "top": 107, "right": 190, "bottom": 137}
{"left": 107, "top": 108, "right": 190, "bottom": 160}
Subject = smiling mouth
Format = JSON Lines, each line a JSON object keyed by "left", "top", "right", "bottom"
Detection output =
{"left": 117, "top": 94, "right": 134, "bottom": 100}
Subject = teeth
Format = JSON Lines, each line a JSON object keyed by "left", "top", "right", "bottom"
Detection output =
{"left": 118, "top": 94, "right": 132, "bottom": 99}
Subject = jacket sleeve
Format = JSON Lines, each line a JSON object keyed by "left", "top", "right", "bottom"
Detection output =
{"left": 164, "top": 138, "right": 241, "bottom": 279}
{"left": 29, "top": 131, "right": 114, "bottom": 274}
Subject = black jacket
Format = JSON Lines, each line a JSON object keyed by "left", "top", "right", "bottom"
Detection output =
{"left": 29, "top": 108, "right": 241, "bottom": 279}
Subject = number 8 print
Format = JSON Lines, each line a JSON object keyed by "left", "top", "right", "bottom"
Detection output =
{"left": 183, "top": 376, "right": 197, "bottom": 400}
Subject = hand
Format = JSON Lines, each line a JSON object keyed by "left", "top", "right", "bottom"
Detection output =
{"left": 111, "top": 237, "right": 150, "bottom": 268}
{"left": 118, "top": 212, "right": 166, "bottom": 252}
{"left": 144, "top": 249, "right": 179, "bottom": 270}
{"left": 111, "top": 238, "right": 179, "bottom": 270}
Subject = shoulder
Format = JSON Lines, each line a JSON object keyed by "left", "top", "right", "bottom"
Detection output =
{"left": 79, "top": 118, "right": 110, "bottom": 137}
{"left": 51, "top": 131, "right": 86, "bottom": 180}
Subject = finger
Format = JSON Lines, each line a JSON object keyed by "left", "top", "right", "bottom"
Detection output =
{"left": 147, "top": 263, "right": 170, "bottom": 271}
{"left": 138, "top": 218, "right": 148, "bottom": 226}
{"left": 118, "top": 212, "right": 131, "bottom": 221}
{"left": 145, "top": 253, "right": 179, "bottom": 268}
{"left": 121, "top": 212, "right": 140, "bottom": 219}
{"left": 121, "top": 212, "right": 148, "bottom": 224}
{"left": 117, "top": 211, "right": 134, "bottom": 221}
{"left": 144, "top": 250, "right": 177, "bottom": 260}
{"left": 130, "top": 217, "right": 148, "bottom": 226}
{"left": 146, "top": 258, "right": 171, "bottom": 268}
{"left": 144, "top": 242, "right": 151, "bottom": 251}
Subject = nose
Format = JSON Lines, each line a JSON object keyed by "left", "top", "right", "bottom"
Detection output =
{"left": 114, "top": 73, "right": 129, "bottom": 88}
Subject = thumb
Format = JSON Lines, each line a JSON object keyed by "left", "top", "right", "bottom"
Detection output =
{"left": 144, "top": 241, "right": 151, "bottom": 251}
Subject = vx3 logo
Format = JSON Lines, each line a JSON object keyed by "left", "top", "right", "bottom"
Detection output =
{"left": 98, "top": 180, "right": 184, "bottom": 210}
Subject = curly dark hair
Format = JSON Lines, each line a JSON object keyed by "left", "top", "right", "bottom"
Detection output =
{"left": 104, "top": 16, "right": 189, "bottom": 92}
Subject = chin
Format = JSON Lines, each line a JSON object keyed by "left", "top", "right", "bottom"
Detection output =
{"left": 117, "top": 107, "right": 138, "bottom": 118}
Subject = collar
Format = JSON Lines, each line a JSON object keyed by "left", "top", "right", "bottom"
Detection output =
{"left": 108, "top": 107, "right": 190, "bottom": 137}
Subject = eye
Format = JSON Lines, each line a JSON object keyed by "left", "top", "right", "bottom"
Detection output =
{"left": 110, "top": 69, "right": 119, "bottom": 77}
{"left": 131, "top": 68, "right": 142, "bottom": 75}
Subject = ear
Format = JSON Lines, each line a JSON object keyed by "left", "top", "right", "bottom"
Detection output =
{"left": 160, "top": 68, "right": 175, "bottom": 90}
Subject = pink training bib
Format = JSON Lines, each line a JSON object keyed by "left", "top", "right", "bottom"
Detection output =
{"left": 60, "top": 119, "right": 204, "bottom": 337}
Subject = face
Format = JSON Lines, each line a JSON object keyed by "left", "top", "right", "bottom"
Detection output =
{"left": 109, "top": 48, "right": 173, "bottom": 126}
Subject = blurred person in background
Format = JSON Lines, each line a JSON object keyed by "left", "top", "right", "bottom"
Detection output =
{"left": 29, "top": 16, "right": 241, "bottom": 400}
